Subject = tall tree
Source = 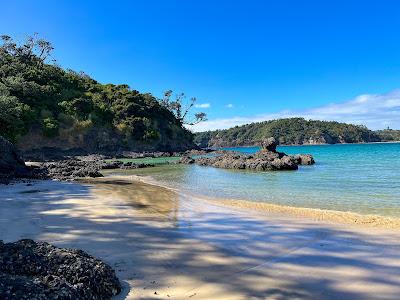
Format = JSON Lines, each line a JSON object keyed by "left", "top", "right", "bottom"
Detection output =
{"left": 159, "top": 90, "right": 207, "bottom": 125}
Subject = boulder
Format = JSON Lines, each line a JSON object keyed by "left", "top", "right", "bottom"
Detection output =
{"left": 0, "top": 239, "right": 121, "bottom": 300}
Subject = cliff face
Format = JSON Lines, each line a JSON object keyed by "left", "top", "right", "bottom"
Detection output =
{"left": 194, "top": 118, "right": 382, "bottom": 148}
{"left": 18, "top": 124, "right": 195, "bottom": 158}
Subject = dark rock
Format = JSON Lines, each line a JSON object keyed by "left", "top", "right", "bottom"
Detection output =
{"left": 0, "top": 239, "right": 121, "bottom": 300}
{"left": 0, "top": 136, "right": 47, "bottom": 183}
{"left": 260, "top": 137, "right": 278, "bottom": 152}
{"left": 291, "top": 154, "right": 315, "bottom": 165}
{"left": 101, "top": 160, "right": 155, "bottom": 170}
{"left": 192, "top": 137, "right": 314, "bottom": 171}
{"left": 101, "top": 161, "right": 124, "bottom": 170}
{"left": 42, "top": 159, "right": 103, "bottom": 180}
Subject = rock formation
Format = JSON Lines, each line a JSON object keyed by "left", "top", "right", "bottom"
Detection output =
{"left": 181, "top": 137, "right": 315, "bottom": 171}
{"left": 0, "top": 239, "right": 121, "bottom": 300}
{"left": 0, "top": 136, "right": 46, "bottom": 183}
{"left": 42, "top": 160, "right": 104, "bottom": 180}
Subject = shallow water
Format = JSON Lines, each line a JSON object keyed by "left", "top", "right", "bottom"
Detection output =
{"left": 107, "top": 143, "right": 400, "bottom": 217}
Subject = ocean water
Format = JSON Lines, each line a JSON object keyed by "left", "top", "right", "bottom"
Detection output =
{"left": 109, "top": 143, "right": 400, "bottom": 217}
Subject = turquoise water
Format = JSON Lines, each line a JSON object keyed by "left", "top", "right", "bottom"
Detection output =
{"left": 110, "top": 143, "right": 400, "bottom": 217}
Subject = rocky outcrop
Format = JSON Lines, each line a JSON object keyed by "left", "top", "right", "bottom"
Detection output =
{"left": 42, "top": 158, "right": 156, "bottom": 181}
{"left": 0, "top": 136, "right": 46, "bottom": 183}
{"left": 0, "top": 239, "right": 121, "bottom": 300}
{"left": 42, "top": 160, "right": 104, "bottom": 180}
{"left": 182, "top": 137, "right": 315, "bottom": 171}
{"left": 292, "top": 154, "right": 315, "bottom": 165}
{"left": 195, "top": 152, "right": 298, "bottom": 171}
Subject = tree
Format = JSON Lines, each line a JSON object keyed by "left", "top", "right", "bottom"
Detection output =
{"left": 159, "top": 90, "right": 207, "bottom": 125}
{"left": 0, "top": 33, "right": 54, "bottom": 64}
{"left": 0, "top": 93, "right": 30, "bottom": 142}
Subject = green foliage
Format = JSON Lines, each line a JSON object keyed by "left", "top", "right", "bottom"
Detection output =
{"left": 41, "top": 117, "right": 59, "bottom": 137}
{"left": 159, "top": 90, "right": 207, "bottom": 125}
{"left": 0, "top": 34, "right": 194, "bottom": 150}
{"left": 194, "top": 118, "right": 382, "bottom": 147}
{"left": 376, "top": 129, "right": 400, "bottom": 141}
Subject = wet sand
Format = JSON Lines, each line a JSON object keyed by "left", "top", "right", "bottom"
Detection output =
{"left": 1, "top": 178, "right": 400, "bottom": 299}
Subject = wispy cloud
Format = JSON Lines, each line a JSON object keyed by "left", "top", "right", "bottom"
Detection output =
{"left": 225, "top": 103, "right": 234, "bottom": 108}
{"left": 195, "top": 103, "right": 211, "bottom": 108}
{"left": 189, "top": 89, "right": 400, "bottom": 132}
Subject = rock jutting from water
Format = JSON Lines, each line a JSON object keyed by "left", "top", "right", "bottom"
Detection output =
{"left": 0, "top": 239, "right": 121, "bottom": 300}
{"left": 182, "top": 137, "right": 315, "bottom": 171}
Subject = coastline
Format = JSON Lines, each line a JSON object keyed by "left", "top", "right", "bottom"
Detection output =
{"left": 113, "top": 174, "right": 400, "bottom": 230}
{"left": 217, "top": 140, "right": 400, "bottom": 149}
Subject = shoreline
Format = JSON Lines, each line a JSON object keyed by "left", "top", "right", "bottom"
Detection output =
{"left": 112, "top": 174, "right": 400, "bottom": 230}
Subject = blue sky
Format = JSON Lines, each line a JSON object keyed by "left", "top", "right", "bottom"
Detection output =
{"left": 2, "top": 0, "right": 400, "bottom": 131}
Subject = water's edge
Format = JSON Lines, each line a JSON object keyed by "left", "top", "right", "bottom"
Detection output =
{"left": 98, "top": 174, "right": 400, "bottom": 230}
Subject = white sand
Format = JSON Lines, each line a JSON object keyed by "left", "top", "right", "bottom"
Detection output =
{"left": 1, "top": 178, "right": 400, "bottom": 299}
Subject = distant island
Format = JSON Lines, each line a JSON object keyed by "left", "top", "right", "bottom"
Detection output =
{"left": 194, "top": 118, "right": 400, "bottom": 148}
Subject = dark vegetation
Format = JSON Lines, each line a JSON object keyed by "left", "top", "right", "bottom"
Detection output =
{"left": 0, "top": 34, "right": 205, "bottom": 154}
{"left": 194, "top": 118, "right": 383, "bottom": 147}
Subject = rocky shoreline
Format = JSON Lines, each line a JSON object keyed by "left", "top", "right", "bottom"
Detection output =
{"left": 1, "top": 135, "right": 315, "bottom": 183}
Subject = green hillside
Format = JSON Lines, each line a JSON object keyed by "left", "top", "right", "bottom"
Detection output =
{"left": 0, "top": 35, "right": 195, "bottom": 154}
{"left": 194, "top": 118, "right": 382, "bottom": 147}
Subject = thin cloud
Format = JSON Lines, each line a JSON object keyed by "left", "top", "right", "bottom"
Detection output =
{"left": 195, "top": 103, "right": 211, "bottom": 108}
{"left": 189, "top": 89, "right": 400, "bottom": 132}
{"left": 225, "top": 103, "right": 234, "bottom": 108}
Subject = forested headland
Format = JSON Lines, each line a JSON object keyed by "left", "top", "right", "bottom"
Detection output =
{"left": 194, "top": 118, "right": 394, "bottom": 148}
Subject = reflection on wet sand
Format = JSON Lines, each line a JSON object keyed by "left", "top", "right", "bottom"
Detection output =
{"left": 89, "top": 178, "right": 179, "bottom": 217}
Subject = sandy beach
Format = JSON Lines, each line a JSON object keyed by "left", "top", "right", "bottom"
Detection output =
{"left": 1, "top": 178, "right": 400, "bottom": 300}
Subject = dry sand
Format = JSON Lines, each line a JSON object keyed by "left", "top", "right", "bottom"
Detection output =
{"left": 1, "top": 178, "right": 400, "bottom": 299}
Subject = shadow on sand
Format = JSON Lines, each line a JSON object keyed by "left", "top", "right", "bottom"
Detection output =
{"left": 1, "top": 179, "right": 400, "bottom": 299}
